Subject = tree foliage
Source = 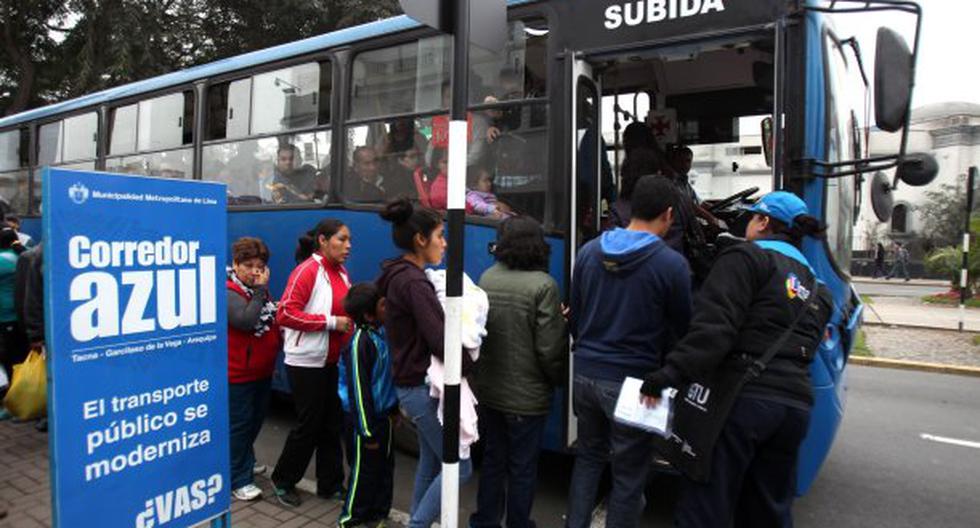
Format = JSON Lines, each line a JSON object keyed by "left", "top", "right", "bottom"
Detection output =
{"left": 1, "top": 0, "right": 401, "bottom": 117}
{"left": 925, "top": 214, "right": 980, "bottom": 291}
{"left": 918, "top": 177, "right": 970, "bottom": 252}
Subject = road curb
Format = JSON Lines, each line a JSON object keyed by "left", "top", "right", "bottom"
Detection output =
{"left": 850, "top": 356, "right": 980, "bottom": 378}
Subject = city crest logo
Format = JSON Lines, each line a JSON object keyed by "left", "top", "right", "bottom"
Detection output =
{"left": 68, "top": 182, "right": 90, "bottom": 205}
{"left": 785, "top": 273, "right": 811, "bottom": 301}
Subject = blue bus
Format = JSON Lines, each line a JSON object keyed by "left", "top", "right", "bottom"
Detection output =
{"left": 0, "top": 0, "right": 933, "bottom": 494}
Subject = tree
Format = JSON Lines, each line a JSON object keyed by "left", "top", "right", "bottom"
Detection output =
{"left": 918, "top": 176, "right": 970, "bottom": 252}
{"left": 200, "top": 0, "right": 400, "bottom": 59}
{"left": 0, "top": 0, "right": 70, "bottom": 115}
{"left": 0, "top": 0, "right": 401, "bottom": 116}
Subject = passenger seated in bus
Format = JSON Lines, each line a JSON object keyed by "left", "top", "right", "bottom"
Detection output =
{"left": 346, "top": 146, "right": 385, "bottom": 203}
{"left": 466, "top": 167, "right": 512, "bottom": 219}
{"left": 269, "top": 144, "right": 318, "bottom": 204}
{"left": 384, "top": 147, "right": 421, "bottom": 201}
{"left": 417, "top": 148, "right": 448, "bottom": 211}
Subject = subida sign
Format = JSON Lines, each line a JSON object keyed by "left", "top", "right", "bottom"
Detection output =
{"left": 44, "top": 169, "right": 230, "bottom": 528}
{"left": 557, "top": 0, "right": 783, "bottom": 52}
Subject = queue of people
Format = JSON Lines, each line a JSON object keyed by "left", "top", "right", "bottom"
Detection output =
{"left": 217, "top": 175, "right": 832, "bottom": 528}
{"left": 0, "top": 215, "right": 45, "bottom": 434}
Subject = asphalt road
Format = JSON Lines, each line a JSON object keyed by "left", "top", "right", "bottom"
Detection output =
{"left": 254, "top": 366, "right": 980, "bottom": 527}
{"left": 853, "top": 280, "right": 948, "bottom": 298}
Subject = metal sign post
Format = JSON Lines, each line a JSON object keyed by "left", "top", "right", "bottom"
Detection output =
{"left": 398, "top": 1, "right": 504, "bottom": 526}
{"left": 960, "top": 167, "right": 977, "bottom": 332}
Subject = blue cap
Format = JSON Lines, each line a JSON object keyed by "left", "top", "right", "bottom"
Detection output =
{"left": 746, "top": 191, "right": 809, "bottom": 227}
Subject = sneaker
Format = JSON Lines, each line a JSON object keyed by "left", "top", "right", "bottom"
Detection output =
{"left": 0, "top": 409, "right": 12, "bottom": 421}
{"left": 232, "top": 484, "right": 262, "bottom": 501}
{"left": 274, "top": 486, "right": 301, "bottom": 508}
{"left": 317, "top": 486, "right": 346, "bottom": 501}
{"left": 35, "top": 418, "right": 47, "bottom": 432}
{"left": 253, "top": 464, "right": 267, "bottom": 475}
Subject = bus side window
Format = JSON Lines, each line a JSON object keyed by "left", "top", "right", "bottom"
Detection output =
{"left": 0, "top": 128, "right": 30, "bottom": 215}
{"left": 202, "top": 61, "right": 333, "bottom": 206}
{"left": 105, "top": 92, "right": 195, "bottom": 180}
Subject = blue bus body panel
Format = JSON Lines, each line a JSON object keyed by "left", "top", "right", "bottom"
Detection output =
{"left": 794, "top": 11, "right": 862, "bottom": 495}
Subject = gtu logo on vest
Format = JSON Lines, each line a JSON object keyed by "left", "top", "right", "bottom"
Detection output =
{"left": 685, "top": 383, "right": 711, "bottom": 411}
{"left": 69, "top": 182, "right": 90, "bottom": 204}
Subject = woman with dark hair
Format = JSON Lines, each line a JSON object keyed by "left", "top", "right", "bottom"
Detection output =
{"left": 640, "top": 191, "right": 834, "bottom": 527}
{"left": 226, "top": 237, "right": 281, "bottom": 502}
{"left": 470, "top": 216, "right": 566, "bottom": 528}
{"left": 375, "top": 198, "right": 474, "bottom": 527}
{"left": 271, "top": 219, "right": 354, "bottom": 507}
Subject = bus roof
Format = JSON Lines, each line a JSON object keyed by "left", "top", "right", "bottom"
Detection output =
{"left": 0, "top": 0, "right": 534, "bottom": 130}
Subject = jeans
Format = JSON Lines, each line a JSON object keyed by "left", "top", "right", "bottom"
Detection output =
{"left": 675, "top": 397, "right": 811, "bottom": 528}
{"left": 228, "top": 378, "right": 272, "bottom": 490}
{"left": 272, "top": 364, "right": 345, "bottom": 494}
{"left": 397, "top": 385, "right": 473, "bottom": 528}
{"left": 470, "top": 407, "right": 546, "bottom": 528}
{"left": 565, "top": 375, "right": 655, "bottom": 528}
{"left": 887, "top": 260, "right": 910, "bottom": 280}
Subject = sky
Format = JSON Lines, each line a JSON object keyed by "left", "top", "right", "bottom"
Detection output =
{"left": 831, "top": 0, "right": 980, "bottom": 109}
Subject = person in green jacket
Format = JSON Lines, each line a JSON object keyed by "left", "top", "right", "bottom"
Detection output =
{"left": 470, "top": 216, "right": 567, "bottom": 528}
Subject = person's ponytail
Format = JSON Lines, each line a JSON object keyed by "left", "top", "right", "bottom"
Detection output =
{"left": 792, "top": 214, "right": 826, "bottom": 240}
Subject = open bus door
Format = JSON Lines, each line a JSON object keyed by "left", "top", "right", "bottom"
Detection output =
{"left": 566, "top": 56, "right": 602, "bottom": 449}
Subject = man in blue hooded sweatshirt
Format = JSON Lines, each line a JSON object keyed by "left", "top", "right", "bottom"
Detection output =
{"left": 565, "top": 175, "right": 693, "bottom": 528}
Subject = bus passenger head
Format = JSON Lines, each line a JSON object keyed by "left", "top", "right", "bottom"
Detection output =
{"left": 343, "top": 282, "right": 385, "bottom": 327}
{"left": 493, "top": 216, "right": 550, "bottom": 272}
{"left": 277, "top": 144, "right": 299, "bottom": 173}
{"left": 620, "top": 147, "right": 660, "bottom": 201}
{"left": 232, "top": 237, "right": 270, "bottom": 288}
{"left": 380, "top": 198, "right": 445, "bottom": 266}
{"left": 623, "top": 122, "right": 654, "bottom": 153}
{"left": 295, "top": 218, "right": 350, "bottom": 265}
{"left": 352, "top": 146, "right": 379, "bottom": 182}
{"left": 630, "top": 175, "right": 678, "bottom": 236}
{"left": 745, "top": 191, "right": 826, "bottom": 246}
{"left": 670, "top": 145, "right": 694, "bottom": 176}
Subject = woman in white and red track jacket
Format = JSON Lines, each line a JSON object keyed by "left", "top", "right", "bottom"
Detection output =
{"left": 270, "top": 218, "right": 354, "bottom": 508}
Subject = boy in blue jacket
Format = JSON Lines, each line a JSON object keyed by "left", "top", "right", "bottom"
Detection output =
{"left": 338, "top": 283, "right": 397, "bottom": 527}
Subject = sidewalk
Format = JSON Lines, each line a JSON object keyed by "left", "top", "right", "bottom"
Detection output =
{"left": 852, "top": 277, "right": 949, "bottom": 287}
{"left": 0, "top": 420, "right": 362, "bottom": 528}
{"left": 863, "top": 295, "right": 980, "bottom": 331}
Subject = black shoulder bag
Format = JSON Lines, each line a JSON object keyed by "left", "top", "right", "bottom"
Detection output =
{"left": 651, "top": 280, "right": 821, "bottom": 483}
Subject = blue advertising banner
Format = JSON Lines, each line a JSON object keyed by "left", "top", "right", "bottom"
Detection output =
{"left": 43, "top": 168, "right": 230, "bottom": 528}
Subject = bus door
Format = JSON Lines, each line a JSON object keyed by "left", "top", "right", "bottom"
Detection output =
{"left": 566, "top": 57, "right": 602, "bottom": 448}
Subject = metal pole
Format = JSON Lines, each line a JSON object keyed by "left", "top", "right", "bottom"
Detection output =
{"left": 442, "top": 0, "right": 469, "bottom": 526}
{"left": 960, "top": 167, "right": 976, "bottom": 332}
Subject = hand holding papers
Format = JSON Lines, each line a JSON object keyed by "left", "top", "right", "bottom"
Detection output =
{"left": 614, "top": 376, "right": 672, "bottom": 436}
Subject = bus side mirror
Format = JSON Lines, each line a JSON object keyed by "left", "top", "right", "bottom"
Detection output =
{"left": 874, "top": 27, "right": 912, "bottom": 133}
{"left": 761, "top": 117, "right": 773, "bottom": 167}
{"left": 895, "top": 152, "right": 938, "bottom": 187}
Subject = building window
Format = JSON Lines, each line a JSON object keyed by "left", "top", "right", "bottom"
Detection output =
{"left": 891, "top": 203, "right": 908, "bottom": 234}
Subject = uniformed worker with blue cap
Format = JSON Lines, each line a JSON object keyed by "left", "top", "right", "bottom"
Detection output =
{"left": 640, "top": 191, "right": 835, "bottom": 528}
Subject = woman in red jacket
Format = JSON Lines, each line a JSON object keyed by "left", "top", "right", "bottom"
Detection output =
{"left": 271, "top": 218, "right": 354, "bottom": 508}
{"left": 227, "top": 237, "right": 281, "bottom": 502}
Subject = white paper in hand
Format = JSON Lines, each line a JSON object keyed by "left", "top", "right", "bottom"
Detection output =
{"left": 613, "top": 376, "right": 672, "bottom": 436}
